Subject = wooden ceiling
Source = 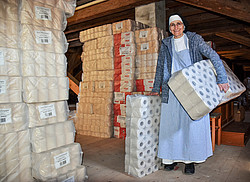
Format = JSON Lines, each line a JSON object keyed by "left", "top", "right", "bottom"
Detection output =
{"left": 65, "top": 0, "right": 250, "bottom": 83}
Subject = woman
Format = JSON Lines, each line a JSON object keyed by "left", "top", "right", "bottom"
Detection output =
{"left": 150, "top": 14, "right": 229, "bottom": 174}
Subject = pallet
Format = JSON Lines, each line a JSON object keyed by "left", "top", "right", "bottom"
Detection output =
{"left": 221, "top": 122, "right": 250, "bottom": 147}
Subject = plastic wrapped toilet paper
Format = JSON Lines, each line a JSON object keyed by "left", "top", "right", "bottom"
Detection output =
{"left": 0, "top": 130, "right": 31, "bottom": 164}
{"left": 112, "top": 19, "right": 149, "bottom": 34}
{"left": 0, "top": 154, "right": 33, "bottom": 182}
{"left": 135, "top": 27, "right": 164, "bottom": 43}
{"left": 20, "top": 24, "right": 68, "bottom": 53}
{"left": 0, "top": 1, "right": 19, "bottom": 21}
{"left": 30, "top": 120, "right": 75, "bottom": 153}
{"left": 0, "top": 19, "right": 19, "bottom": 49}
{"left": 27, "top": 101, "right": 69, "bottom": 127}
{"left": 125, "top": 95, "right": 161, "bottom": 178}
{"left": 0, "top": 47, "right": 20, "bottom": 76}
{"left": 37, "top": 165, "right": 88, "bottom": 182}
{"left": 22, "top": 51, "right": 67, "bottom": 77}
{"left": 168, "top": 59, "right": 246, "bottom": 120}
{"left": 20, "top": 0, "right": 67, "bottom": 31}
{"left": 23, "top": 76, "right": 69, "bottom": 103}
{"left": 80, "top": 24, "right": 112, "bottom": 42}
{"left": 32, "top": 143, "right": 82, "bottom": 181}
{"left": 0, "top": 103, "right": 28, "bottom": 134}
{"left": 0, "top": 77, "right": 22, "bottom": 104}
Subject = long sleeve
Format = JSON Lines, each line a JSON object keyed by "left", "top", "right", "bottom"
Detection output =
{"left": 152, "top": 41, "right": 165, "bottom": 93}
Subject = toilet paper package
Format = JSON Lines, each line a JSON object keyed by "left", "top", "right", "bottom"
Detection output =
{"left": 0, "top": 47, "right": 21, "bottom": 76}
{"left": 0, "top": 0, "right": 19, "bottom": 21}
{"left": 32, "top": 143, "right": 82, "bottom": 181}
{"left": 83, "top": 70, "right": 114, "bottom": 81}
{"left": 168, "top": 59, "right": 246, "bottom": 120}
{"left": 37, "top": 165, "right": 88, "bottom": 182}
{"left": 135, "top": 27, "right": 164, "bottom": 43}
{"left": 20, "top": 0, "right": 67, "bottom": 31}
{"left": 0, "top": 19, "right": 19, "bottom": 49}
{"left": 81, "top": 47, "right": 113, "bottom": 62}
{"left": 125, "top": 95, "right": 161, "bottom": 178}
{"left": 0, "top": 76, "right": 22, "bottom": 104}
{"left": 0, "top": 103, "right": 28, "bottom": 134}
{"left": 80, "top": 24, "right": 112, "bottom": 42}
{"left": 0, "top": 154, "right": 33, "bottom": 182}
{"left": 136, "top": 40, "right": 160, "bottom": 55}
{"left": 33, "top": 0, "right": 76, "bottom": 18}
{"left": 0, "top": 130, "right": 31, "bottom": 165}
{"left": 22, "top": 76, "right": 69, "bottom": 103}
{"left": 114, "top": 32, "right": 135, "bottom": 45}
{"left": 27, "top": 101, "right": 69, "bottom": 127}
{"left": 30, "top": 120, "right": 75, "bottom": 153}
{"left": 94, "top": 81, "right": 114, "bottom": 93}
{"left": 20, "top": 24, "right": 68, "bottom": 53}
{"left": 22, "top": 51, "right": 67, "bottom": 77}
{"left": 112, "top": 19, "right": 149, "bottom": 34}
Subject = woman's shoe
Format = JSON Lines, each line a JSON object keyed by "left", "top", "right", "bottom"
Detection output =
{"left": 164, "top": 162, "right": 177, "bottom": 171}
{"left": 184, "top": 163, "right": 195, "bottom": 174}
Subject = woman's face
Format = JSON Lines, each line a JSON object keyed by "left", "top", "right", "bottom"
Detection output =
{"left": 169, "top": 20, "right": 184, "bottom": 39}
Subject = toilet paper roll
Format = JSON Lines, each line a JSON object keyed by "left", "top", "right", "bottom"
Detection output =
{"left": 130, "top": 118, "right": 146, "bottom": 130}
{"left": 131, "top": 107, "right": 148, "bottom": 118}
{"left": 128, "top": 166, "right": 145, "bottom": 178}
{"left": 22, "top": 64, "right": 35, "bottom": 76}
{"left": 152, "top": 116, "right": 160, "bottom": 127}
{"left": 130, "top": 129, "right": 145, "bottom": 139}
{"left": 6, "top": 158, "right": 19, "bottom": 174}
{"left": 129, "top": 158, "right": 146, "bottom": 169}
{"left": 131, "top": 96, "right": 149, "bottom": 108}
{"left": 5, "top": 132, "right": 18, "bottom": 161}
{"left": 145, "top": 117, "right": 153, "bottom": 128}
{"left": 129, "top": 148, "right": 145, "bottom": 160}
{"left": 38, "top": 89, "right": 49, "bottom": 102}
{"left": 18, "top": 130, "right": 31, "bottom": 157}
{"left": 154, "top": 105, "right": 161, "bottom": 116}
{"left": 147, "top": 109, "right": 154, "bottom": 117}
{"left": 130, "top": 137, "right": 146, "bottom": 150}
{"left": 48, "top": 88, "right": 59, "bottom": 101}
{"left": 31, "top": 127, "right": 47, "bottom": 152}
{"left": 144, "top": 137, "right": 153, "bottom": 148}
{"left": 56, "top": 133, "right": 66, "bottom": 147}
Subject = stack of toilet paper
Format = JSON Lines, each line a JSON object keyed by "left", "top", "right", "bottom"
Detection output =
{"left": 135, "top": 28, "right": 164, "bottom": 92}
{"left": 27, "top": 101, "right": 69, "bottom": 127}
{"left": 80, "top": 24, "right": 112, "bottom": 42}
{"left": 0, "top": 77, "right": 23, "bottom": 103}
{"left": 0, "top": 130, "right": 33, "bottom": 182}
{"left": 112, "top": 19, "right": 149, "bottom": 34}
{"left": 168, "top": 59, "right": 246, "bottom": 120}
{"left": 22, "top": 76, "right": 69, "bottom": 103}
{"left": 0, "top": 103, "right": 28, "bottom": 134}
{"left": 30, "top": 120, "right": 75, "bottom": 153}
{"left": 125, "top": 95, "right": 161, "bottom": 177}
{"left": 37, "top": 165, "right": 87, "bottom": 182}
{"left": 31, "top": 143, "right": 83, "bottom": 181}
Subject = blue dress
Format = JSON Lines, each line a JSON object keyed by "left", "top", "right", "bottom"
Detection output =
{"left": 157, "top": 36, "right": 213, "bottom": 163}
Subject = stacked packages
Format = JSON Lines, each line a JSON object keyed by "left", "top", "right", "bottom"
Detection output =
{"left": 125, "top": 95, "right": 161, "bottom": 177}
{"left": 0, "top": 1, "right": 32, "bottom": 181}
{"left": 135, "top": 27, "right": 164, "bottom": 92}
{"left": 1, "top": 0, "right": 87, "bottom": 181}
{"left": 77, "top": 24, "right": 114, "bottom": 138}
{"left": 77, "top": 19, "right": 165, "bottom": 139}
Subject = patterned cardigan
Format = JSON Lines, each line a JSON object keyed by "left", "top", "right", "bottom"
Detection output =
{"left": 152, "top": 31, "right": 228, "bottom": 103}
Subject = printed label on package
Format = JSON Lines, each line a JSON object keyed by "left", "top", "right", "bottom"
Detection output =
{"left": 141, "top": 43, "right": 149, "bottom": 51}
{"left": 0, "top": 108, "right": 12, "bottom": 124}
{"left": 0, "top": 50, "right": 4, "bottom": 66}
{"left": 115, "top": 92, "right": 125, "bottom": 101}
{"left": 0, "top": 80, "right": 6, "bottom": 94}
{"left": 35, "top": 31, "right": 52, "bottom": 44}
{"left": 38, "top": 104, "right": 56, "bottom": 119}
{"left": 62, "top": 176, "right": 75, "bottom": 182}
{"left": 99, "top": 82, "right": 106, "bottom": 89}
{"left": 116, "top": 22, "right": 123, "bottom": 30}
{"left": 139, "top": 31, "right": 148, "bottom": 38}
{"left": 35, "top": 6, "right": 52, "bottom": 20}
{"left": 123, "top": 33, "right": 132, "bottom": 42}
{"left": 54, "top": 151, "right": 70, "bottom": 169}
{"left": 120, "top": 46, "right": 131, "bottom": 55}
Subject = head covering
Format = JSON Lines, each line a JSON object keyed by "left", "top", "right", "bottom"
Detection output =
{"left": 169, "top": 15, "right": 183, "bottom": 25}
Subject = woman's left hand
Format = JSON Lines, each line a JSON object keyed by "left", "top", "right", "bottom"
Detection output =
{"left": 218, "top": 83, "right": 230, "bottom": 93}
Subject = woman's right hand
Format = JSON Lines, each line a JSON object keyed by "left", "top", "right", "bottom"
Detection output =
{"left": 149, "top": 92, "right": 160, "bottom": 96}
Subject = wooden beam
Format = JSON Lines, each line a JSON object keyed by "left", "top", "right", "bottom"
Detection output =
{"left": 175, "top": 0, "right": 250, "bottom": 23}
{"left": 216, "top": 32, "right": 250, "bottom": 47}
{"left": 67, "top": 0, "right": 160, "bottom": 26}
{"left": 68, "top": 72, "right": 80, "bottom": 95}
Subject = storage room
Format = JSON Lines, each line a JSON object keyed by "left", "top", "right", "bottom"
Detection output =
{"left": 0, "top": 0, "right": 249, "bottom": 182}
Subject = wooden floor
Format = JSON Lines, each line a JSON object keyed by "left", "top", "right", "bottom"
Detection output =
{"left": 75, "top": 111, "right": 250, "bottom": 182}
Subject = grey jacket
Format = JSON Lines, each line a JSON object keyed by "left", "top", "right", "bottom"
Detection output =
{"left": 152, "top": 31, "right": 228, "bottom": 103}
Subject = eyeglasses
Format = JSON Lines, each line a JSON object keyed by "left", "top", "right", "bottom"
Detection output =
{"left": 170, "top": 22, "right": 183, "bottom": 27}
